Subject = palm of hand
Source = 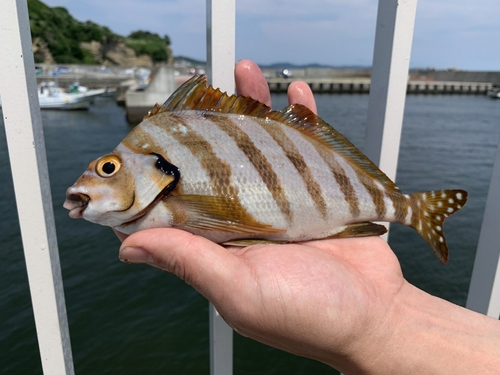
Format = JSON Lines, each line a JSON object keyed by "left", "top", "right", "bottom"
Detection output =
{"left": 211, "top": 237, "right": 404, "bottom": 361}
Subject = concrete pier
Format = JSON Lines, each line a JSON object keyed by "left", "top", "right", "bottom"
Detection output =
{"left": 268, "top": 78, "right": 371, "bottom": 94}
{"left": 267, "top": 77, "right": 493, "bottom": 95}
{"left": 406, "top": 80, "right": 493, "bottom": 95}
{"left": 125, "top": 64, "right": 175, "bottom": 123}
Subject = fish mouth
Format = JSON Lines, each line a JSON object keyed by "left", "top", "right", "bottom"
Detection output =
{"left": 63, "top": 193, "right": 90, "bottom": 219}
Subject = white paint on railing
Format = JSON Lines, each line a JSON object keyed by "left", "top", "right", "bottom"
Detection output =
{"left": 0, "top": 1, "right": 74, "bottom": 374}
{"left": 364, "top": 0, "right": 418, "bottom": 240}
{"left": 466, "top": 133, "right": 500, "bottom": 319}
{"left": 206, "top": 1, "right": 236, "bottom": 374}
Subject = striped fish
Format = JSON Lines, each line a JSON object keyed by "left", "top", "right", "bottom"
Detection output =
{"left": 64, "top": 75, "right": 468, "bottom": 263}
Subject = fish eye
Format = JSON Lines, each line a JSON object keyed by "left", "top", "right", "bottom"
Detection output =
{"left": 96, "top": 155, "right": 121, "bottom": 178}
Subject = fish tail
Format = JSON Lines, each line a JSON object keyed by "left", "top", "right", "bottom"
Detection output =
{"left": 408, "top": 189, "right": 468, "bottom": 264}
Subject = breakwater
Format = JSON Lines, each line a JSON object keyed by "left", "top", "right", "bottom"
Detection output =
{"left": 267, "top": 78, "right": 493, "bottom": 95}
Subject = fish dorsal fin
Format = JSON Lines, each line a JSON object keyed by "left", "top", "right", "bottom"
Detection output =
{"left": 145, "top": 75, "right": 397, "bottom": 191}
{"left": 145, "top": 74, "right": 272, "bottom": 118}
{"left": 268, "top": 104, "right": 399, "bottom": 191}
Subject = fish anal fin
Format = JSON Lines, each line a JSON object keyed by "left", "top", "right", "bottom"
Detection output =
{"left": 223, "top": 239, "right": 287, "bottom": 247}
{"left": 223, "top": 222, "right": 388, "bottom": 246}
{"left": 410, "top": 189, "right": 468, "bottom": 264}
{"left": 325, "top": 222, "right": 388, "bottom": 239}
{"left": 170, "top": 194, "right": 285, "bottom": 234}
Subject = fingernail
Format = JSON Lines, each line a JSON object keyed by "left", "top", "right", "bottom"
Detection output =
{"left": 119, "top": 247, "right": 155, "bottom": 264}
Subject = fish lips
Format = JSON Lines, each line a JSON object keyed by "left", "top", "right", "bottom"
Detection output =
{"left": 64, "top": 193, "right": 90, "bottom": 218}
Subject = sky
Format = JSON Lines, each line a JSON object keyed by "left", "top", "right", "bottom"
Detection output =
{"left": 41, "top": 0, "right": 499, "bottom": 71}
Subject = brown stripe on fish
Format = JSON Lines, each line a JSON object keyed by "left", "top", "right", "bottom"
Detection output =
{"left": 205, "top": 113, "right": 293, "bottom": 223}
{"left": 257, "top": 120, "right": 328, "bottom": 219}
{"left": 159, "top": 113, "right": 239, "bottom": 199}
{"left": 409, "top": 193, "right": 422, "bottom": 230}
{"left": 391, "top": 192, "right": 409, "bottom": 223}
{"left": 360, "top": 180, "right": 386, "bottom": 219}
{"left": 315, "top": 149, "right": 360, "bottom": 218}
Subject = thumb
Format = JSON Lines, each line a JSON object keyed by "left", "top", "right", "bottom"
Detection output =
{"left": 287, "top": 81, "right": 317, "bottom": 114}
{"left": 119, "top": 228, "right": 237, "bottom": 300}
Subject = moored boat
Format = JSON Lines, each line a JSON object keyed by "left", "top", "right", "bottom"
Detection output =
{"left": 0, "top": 82, "right": 108, "bottom": 110}
{"left": 487, "top": 88, "right": 500, "bottom": 99}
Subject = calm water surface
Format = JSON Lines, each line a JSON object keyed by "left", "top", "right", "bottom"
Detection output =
{"left": 1, "top": 94, "right": 499, "bottom": 374}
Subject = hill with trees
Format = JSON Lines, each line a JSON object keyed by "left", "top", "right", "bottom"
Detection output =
{"left": 28, "top": 0, "right": 171, "bottom": 66}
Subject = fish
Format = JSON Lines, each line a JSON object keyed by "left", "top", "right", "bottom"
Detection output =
{"left": 64, "top": 74, "right": 468, "bottom": 263}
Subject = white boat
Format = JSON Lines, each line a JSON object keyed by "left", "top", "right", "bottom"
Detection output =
{"left": 37, "top": 82, "right": 108, "bottom": 109}
{"left": 487, "top": 89, "right": 500, "bottom": 99}
{"left": 0, "top": 82, "right": 109, "bottom": 110}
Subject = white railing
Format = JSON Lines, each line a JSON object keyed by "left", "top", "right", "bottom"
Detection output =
{"left": 0, "top": 1, "right": 74, "bottom": 375}
{"left": 466, "top": 138, "right": 500, "bottom": 317}
{"left": 2, "top": 0, "right": 499, "bottom": 374}
{"left": 206, "top": 1, "right": 236, "bottom": 374}
{"left": 364, "top": 0, "right": 418, "bottom": 240}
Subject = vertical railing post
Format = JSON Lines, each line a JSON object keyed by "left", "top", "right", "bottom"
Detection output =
{"left": 466, "top": 134, "right": 500, "bottom": 319}
{"left": 206, "top": 1, "right": 236, "bottom": 374}
{"left": 364, "top": 0, "right": 418, "bottom": 239}
{"left": 0, "top": 1, "right": 74, "bottom": 374}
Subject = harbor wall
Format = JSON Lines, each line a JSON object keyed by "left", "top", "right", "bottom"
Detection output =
{"left": 125, "top": 65, "right": 176, "bottom": 123}
{"left": 267, "top": 78, "right": 493, "bottom": 95}
{"left": 262, "top": 67, "right": 500, "bottom": 85}
{"left": 410, "top": 69, "right": 500, "bottom": 85}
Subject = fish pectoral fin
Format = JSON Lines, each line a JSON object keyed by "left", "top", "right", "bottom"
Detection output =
{"left": 325, "top": 222, "right": 388, "bottom": 239}
{"left": 171, "top": 195, "right": 285, "bottom": 234}
{"left": 223, "top": 239, "right": 287, "bottom": 247}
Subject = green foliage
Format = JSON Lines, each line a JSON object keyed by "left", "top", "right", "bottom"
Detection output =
{"left": 28, "top": 0, "right": 101, "bottom": 63}
{"left": 28, "top": 0, "right": 170, "bottom": 64}
{"left": 127, "top": 30, "right": 169, "bottom": 44}
{"left": 125, "top": 30, "right": 170, "bottom": 62}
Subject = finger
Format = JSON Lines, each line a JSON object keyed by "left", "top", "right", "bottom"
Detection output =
{"left": 118, "top": 228, "right": 239, "bottom": 300}
{"left": 287, "top": 81, "right": 318, "bottom": 114}
{"left": 235, "top": 59, "right": 272, "bottom": 107}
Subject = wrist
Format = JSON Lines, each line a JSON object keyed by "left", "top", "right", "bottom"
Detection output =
{"left": 340, "top": 281, "right": 500, "bottom": 375}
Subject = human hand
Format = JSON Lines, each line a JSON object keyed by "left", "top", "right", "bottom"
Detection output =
{"left": 120, "top": 229, "right": 404, "bottom": 373}
{"left": 118, "top": 60, "right": 500, "bottom": 374}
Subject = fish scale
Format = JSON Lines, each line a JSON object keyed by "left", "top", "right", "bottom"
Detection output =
{"left": 64, "top": 74, "right": 468, "bottom": 263}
